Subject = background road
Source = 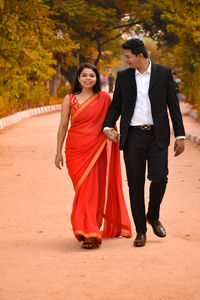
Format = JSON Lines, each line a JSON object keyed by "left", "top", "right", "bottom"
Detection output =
{"left": 0, "top": 111, "right": 200, "bottom": 300}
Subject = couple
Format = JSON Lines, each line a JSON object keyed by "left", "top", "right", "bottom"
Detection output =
{"left": 55, "top": 38, "right": 185, "bottom": 249}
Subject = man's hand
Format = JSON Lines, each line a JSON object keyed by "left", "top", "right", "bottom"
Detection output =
{"left": 104, "top": 128, "right": 120, "bottom": 143}
{"left": 174, "top": 139, "right": 185, "bottom": 157}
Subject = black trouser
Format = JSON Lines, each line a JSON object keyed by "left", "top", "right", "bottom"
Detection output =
{"left": 123, "top": 126, "right": 168, "bottom": 234}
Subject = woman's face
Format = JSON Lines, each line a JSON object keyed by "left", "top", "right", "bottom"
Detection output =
{"left": 78, "top": 68, "right": 97, "bottom": 89}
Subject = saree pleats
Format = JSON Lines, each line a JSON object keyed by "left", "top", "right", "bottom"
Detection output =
{"left": 65, "top": 92, "right": 132, "bottom": 244}
{"left": 102, "top": 141, "right": 132, "bottom": 238}
{"left": 71, "top": 147, "right": 107, "bottom": 244}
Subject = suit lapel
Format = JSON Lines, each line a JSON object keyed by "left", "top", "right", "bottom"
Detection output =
{"left": 127, "top": 64, "right": 158, "bottom": 93}
{"left": 126, "top": 69, "right": 137, "bottom": 110}
{"left": 126, "top": 68, "right": 137, "bottom": 104}
{"left": 149, "top": 63, "right": 159, "bottom": 90}
{"left": 127, "top": 68, "right": 136, "bottom": 91}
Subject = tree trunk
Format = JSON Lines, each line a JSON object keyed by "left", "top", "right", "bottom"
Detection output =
{"left": 49, "top": 59, "right": 62, "bottom": 95}
{"left": 94, "top": 41, "right": 101, "bottom": 65}
{"left": 61, "top": 65, "right": 77, "bottom": 86}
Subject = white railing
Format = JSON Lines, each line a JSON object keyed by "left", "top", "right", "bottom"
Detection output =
{"left": 0, "top": 104, "right": 61, "bottom": 130}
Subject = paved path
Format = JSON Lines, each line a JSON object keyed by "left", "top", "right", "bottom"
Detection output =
{"left": 0, "top": 109, "right": 200, "bottom": 300}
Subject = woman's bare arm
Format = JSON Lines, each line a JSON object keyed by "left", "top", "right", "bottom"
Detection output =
{"left": 55, "top": 95, "right": 71, "bottom": 169}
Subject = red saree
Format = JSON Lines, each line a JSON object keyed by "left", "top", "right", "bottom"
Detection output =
{"left": 65, "top": 91, "right": 132, "bottom": 244}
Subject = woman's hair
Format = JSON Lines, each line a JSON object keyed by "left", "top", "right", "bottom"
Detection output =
{"left": 72, "top": 63, "right": 101, "bottom": 94}
{"left": 122, "top": 38, "right": 148, "bottom": 58}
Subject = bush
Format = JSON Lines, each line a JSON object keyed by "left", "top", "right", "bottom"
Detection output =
{"left": 49, "top": 95, "right": 62, "bottom": 105}
{"left": 25, "top": 84, "right": 50, "bottom": 108}
{"left": 0, "top": 84, "right": 51, "bottom": 118}
{"left": 0, "top": 83, "right": 73, "bottom": 118}
{"left": 57, "top": 83, "right": 71, "bottom": 99}
{"left": 0, "top": 92, "right": 20, "bottom": 118}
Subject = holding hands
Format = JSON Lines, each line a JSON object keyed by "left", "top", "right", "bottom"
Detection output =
{"left": 104, "top": 128, "right": 120, "bottom": 143}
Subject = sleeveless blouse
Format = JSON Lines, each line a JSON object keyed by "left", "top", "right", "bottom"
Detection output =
{"left": 69, "top": 94, "right": 80, "bottom": 115}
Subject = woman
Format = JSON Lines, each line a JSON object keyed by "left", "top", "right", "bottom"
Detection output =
{"left": 55, "top": 63, "right": 132, "bottom": 249}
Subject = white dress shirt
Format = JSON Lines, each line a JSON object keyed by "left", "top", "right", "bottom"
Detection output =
{"left": 130, "top": 60, "right": 153, "bottom": 126}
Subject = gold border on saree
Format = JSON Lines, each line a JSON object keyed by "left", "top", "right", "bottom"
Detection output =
{"left": 71, "top": 94, "right": 96, "bottom": 124}
{"left": 75, "top": 139, "right": 107, "bottom": 192}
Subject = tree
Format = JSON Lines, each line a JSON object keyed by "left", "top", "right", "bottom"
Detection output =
{"left": 127, "top": 0, "right": 200, "bottom": 117}
{"left": 43, "top": 0, "right": 150, "bottom": 84}
{"left": 0, "top": 0, "right": 76, "bottom": 112}
{"left": 145, "top": 0, "right": 200, "bottom": 117}
{"left": 165, "top": 0, "right": 200, "bottom": 116}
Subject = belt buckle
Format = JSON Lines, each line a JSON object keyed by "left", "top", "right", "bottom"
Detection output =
{"left": 140, "top": 125, "right": 151, "bottom": 130}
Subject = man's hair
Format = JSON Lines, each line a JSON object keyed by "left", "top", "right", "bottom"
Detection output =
{"left": 122, "top": 38, "right": 148, "bottom": 58}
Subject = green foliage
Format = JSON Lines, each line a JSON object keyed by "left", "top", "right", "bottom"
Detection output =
{"left": 0, "top": 0, "right": 4, "bottom": 9}
{"left": 1, "top": 0, "right": 199, "bottom": 118}
{"left": 0, "top": 1, "right": 53, "bottom": 95}
{"left": 57, "top": 83, "right": 71, "bottom": 99}
{"left": 150, "top": 0, "right": 200, "bottom": 117}
{"left": 0, "top": 84, "right": 51, "bottom": 117}
{"left": 24, "top": 84, "right": 50, "bottom": 107}
{"left": 134, "top": 0, "right": 200, "bottom": 117}
{"left": 45, "top": 0, "right": 145, "bottom": 69}
{"left": 0, "top": 93, "right": 14, "bottom": 118}
{"left": 0, "top": 0, "right": 76, "bottom": 115}
{"left": 144, "top": 39, "right": 162, "bottom": 64}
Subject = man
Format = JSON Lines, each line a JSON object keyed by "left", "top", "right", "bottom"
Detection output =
{"left": 108, "top": 73, "right": 114, "bottom": 93}
{"left": 103, "top": 38, "right": 185, "bottom": 247}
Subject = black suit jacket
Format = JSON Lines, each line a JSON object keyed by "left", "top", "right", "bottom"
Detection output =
{"left": 103, "top": 63, "right": 185, "bottom": 150}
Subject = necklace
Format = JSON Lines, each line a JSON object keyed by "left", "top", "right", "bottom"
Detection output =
{"left": 75, "top": 93, "right": 94, "bottom": 104}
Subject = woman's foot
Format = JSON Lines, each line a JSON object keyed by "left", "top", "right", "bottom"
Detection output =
{"left": 91, "top": 238, "right": 100, "bottom": 249}
{"left": 82, "top": 238, "right": 93, "bottom": 249}
{"left": 82, "top": 237, "right": 100, "bottom": 249}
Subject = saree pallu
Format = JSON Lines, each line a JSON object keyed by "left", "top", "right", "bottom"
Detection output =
{"left": 65, "top": 91, "right": 132, "bottom": 244}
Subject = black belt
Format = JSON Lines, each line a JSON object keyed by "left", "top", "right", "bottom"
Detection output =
{"left": 130, "top": 125, "right": 154, "bottom": 131}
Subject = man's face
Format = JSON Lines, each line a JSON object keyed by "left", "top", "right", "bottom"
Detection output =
{"left": 123, "top": 49, "right": 140, "bottom": 69}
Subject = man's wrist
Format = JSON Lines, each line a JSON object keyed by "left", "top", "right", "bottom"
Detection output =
{"left": 103, "top": 127, "right": 111, "bottom": 132}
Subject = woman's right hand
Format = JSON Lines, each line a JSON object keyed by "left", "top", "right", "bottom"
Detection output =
{"left": 55, "top": 153, "right": 64, "bottom": 170}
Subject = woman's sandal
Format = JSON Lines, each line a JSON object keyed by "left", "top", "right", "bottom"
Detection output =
{"left": 91, "top": 238, "right": 100, "bottom": 249}
{"left": 82, "top": 238, "right": 100, "bottom": 249}
{"left": 82, "top": 241, "right": 93, "bottom": 249}
{"left": 82, "top": 238, "right": 93, "bottom": 249}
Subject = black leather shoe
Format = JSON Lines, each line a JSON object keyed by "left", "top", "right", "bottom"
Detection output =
{"left": 146, "top": 216, "right": 166, "bottom": 237}
{"left": 133, "top": 233, "right": 146, "bottom": 247}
